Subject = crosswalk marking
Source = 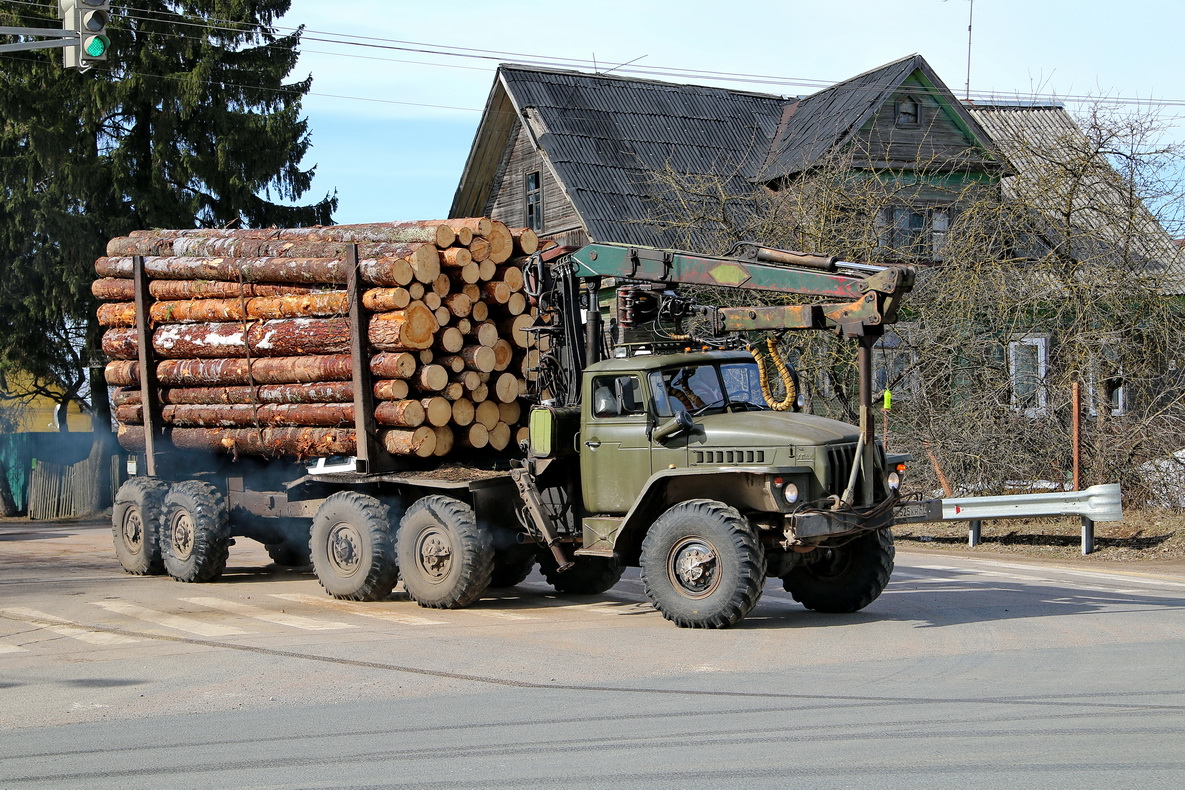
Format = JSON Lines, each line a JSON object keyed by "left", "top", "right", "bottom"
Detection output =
{"left": 181, "top": 597, "right": 353, "bottom": 631}
{"left": 464, "top": 608, "right": 538, "bottom": 621}
{"left": 91, "top": 601, "right": 250, "bottom": 637}
{"left": 270, "top": 593, "right": 446, "bottom": 626}
{"left": 0, "top": 607, "right": 139, "bottom": 645}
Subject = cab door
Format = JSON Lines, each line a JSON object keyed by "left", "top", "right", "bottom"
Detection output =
{"left": 581, "top": 373, "right": 651, "bottom": 514}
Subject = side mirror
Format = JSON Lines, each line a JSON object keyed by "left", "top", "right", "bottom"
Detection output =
{"left": 652, "top": 410, "right": 693, "bottom": 443}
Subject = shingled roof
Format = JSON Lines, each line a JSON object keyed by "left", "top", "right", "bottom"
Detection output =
{"left": 451, "top": 55, "right": 998, "bottom": 248}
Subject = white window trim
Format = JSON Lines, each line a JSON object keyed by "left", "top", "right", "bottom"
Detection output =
{"left": 1008, "top": 335, "right": 1049, "bottom": 417}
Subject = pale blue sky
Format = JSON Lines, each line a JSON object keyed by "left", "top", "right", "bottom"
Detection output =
{"left": 281, "top": 0, "right": 1184, "bottom": 224}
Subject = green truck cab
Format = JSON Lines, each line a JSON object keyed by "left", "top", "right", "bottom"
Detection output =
{"left": 527, "top": 349, "right": 898, "bottom": 628}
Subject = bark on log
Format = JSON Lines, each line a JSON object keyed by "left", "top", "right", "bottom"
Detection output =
{"left": 118, "top": 424, "right": 358, "bottom": 457}
{"left": 371, "top": 352, "right": 418, "bottom": 379}
{"left": 94, "top": 249, "right": 432, "bottom": 287}
{"left": 510, "top": 228, "right": 540, "bottom": 255}
{"left": 373, "top": 379, "right": 410, "bottom": 401}
{"left": 460, "top": 345, "right": 497, "bottom": 373}
{"left": 113, "top": 381, "right": 354, "bottom": 406}
{"left": 381, "top": 426, "right": 436, "bottom": 458}
{"left": 363, "top": 288, "right": 411, "bottom": 311}
{"left": 374, "top": 399, "right": 427, "bottom": 428}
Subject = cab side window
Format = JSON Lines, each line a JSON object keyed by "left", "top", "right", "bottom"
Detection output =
{"left": 590, "top": 375, "right": 644, "bottom": 418}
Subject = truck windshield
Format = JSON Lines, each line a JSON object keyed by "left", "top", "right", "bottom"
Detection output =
{"left": 649, "top": 362, "right": 768, "bottom": 417}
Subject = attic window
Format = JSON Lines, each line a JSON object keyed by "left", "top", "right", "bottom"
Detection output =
{"left": 525, "top": 171, "right": 543, "bottom": 232}
{"left": 895, "top": 96, "right": 920, "bottom": 127}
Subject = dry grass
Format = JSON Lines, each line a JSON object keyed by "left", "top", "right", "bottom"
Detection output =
{"left": 894, "top": 509, "right": 1185, "bottom": 567}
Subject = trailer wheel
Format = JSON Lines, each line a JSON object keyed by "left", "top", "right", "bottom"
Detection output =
{"left": 782, "top": 528, "right": 894, "bottom": 613}
{"left": 309, "top": 492, "right": 399, "bottom": 601}
{"left": 161, "top": 481, "right": 230, "bottom": 583}
{"left": 640, "top": 499, "right": 765, "bottom": 628}
{"left": 538, "top": 552, "right": 623, "bottom": 595}
{"left": 398, "top": 496, "right": 492, "bottom": 608}
{"left": 112, "top": 477, "right": 168, "bottom": 575}
{"left": 489, "top": 543, "right": 536, "bottom": 588}
{"left": 266, "top": 541, "right": 312, "bottom": 568}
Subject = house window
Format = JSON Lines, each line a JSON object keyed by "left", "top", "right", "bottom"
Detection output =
{"left": 1009, "top": 336, "right": 1049, "bottom": 417}
{"left": 895, "top": 96, "right": 920, "bottom": 126}
{"left": 525, "top": 171, "right": 543, "bottom": 232}
{"left": 1089, "top": 342, "right": 1127, "bottom": 417}
{"left": 880, "top": 207, "right": 951, "bottom": 261}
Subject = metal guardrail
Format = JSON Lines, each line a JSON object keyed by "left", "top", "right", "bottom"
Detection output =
{"left": 894, "top": 484, "right": 1123, "bottom": 555}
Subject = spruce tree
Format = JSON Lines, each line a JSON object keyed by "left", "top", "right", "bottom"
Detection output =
{"left": 0, "top": 1, "right": 336, "bottom": 430}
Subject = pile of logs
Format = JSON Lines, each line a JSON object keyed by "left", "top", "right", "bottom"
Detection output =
{"left": 94, "top": 218, "right": 541, "bottom": 460}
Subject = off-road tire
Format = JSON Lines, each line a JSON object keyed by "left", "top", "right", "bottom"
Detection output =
{"left": 398, "top": 496, "right": 492, "bottom": 608}
{"left": 489, "top": 543, "right": 536, "bottom": 588}
{"left": 112, "top": 477, "right": 168, "bottom": 575}
{"left": 161, "top": 481, "right": 230, "bottom": 583}
{"left": 640, "top": 499, "right": 765, "bottom": 629}
{"left": 538, "top": 552, "right": 624, "bottom": 595}
{"left": 782, "top": 528, "right": 894, "bottom": 613}
{"left": 266, "top": 540, "right": 312, "bottom": 568}
{"left": 309, "top": 492, "right": 399, "bottom": 601}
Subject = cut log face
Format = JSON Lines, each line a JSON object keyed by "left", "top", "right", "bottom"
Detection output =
{"left": 99, "top": 217, "right": 543, "bottom": 460}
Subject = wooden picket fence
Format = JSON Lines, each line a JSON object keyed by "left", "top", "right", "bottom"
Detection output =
{"left": 26, "top": 452, "right": 117, "bottom": 520}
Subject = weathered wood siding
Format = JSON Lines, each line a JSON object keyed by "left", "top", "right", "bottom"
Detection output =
{"left": 854, "top": 77, "right": 999, "bottom": 174}
{"left": 484, "top": 123, "right": 586, "bottom": 243}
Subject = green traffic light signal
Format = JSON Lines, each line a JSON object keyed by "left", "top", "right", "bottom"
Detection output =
{"left": 83, "top": 34, "right": 108, "bottom": 58}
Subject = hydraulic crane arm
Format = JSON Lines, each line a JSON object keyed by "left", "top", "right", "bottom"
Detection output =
{"left": 567, "top": 243, "right": 916, "bottom": 338}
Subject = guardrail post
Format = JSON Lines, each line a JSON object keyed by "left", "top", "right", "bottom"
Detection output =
{"left": 968, "top": 519, "right": 982, "bottom": 547}
{"left": 1081, "top": 517, "right": 1095, "bottom": 555}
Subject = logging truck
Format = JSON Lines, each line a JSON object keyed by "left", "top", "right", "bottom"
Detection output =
{"left": 106, "top": 228, "right": 917, "bottom": 628}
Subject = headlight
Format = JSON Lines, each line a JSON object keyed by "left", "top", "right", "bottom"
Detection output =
{"left": 887, "top": 472, "right": 902, "bottom": 490}
{"left": 783, "top": 482, "right": 799, "bottom": 504}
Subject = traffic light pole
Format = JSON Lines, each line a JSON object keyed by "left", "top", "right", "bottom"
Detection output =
{"left": 0, "top": 26, "right": 78, "bottom": 54}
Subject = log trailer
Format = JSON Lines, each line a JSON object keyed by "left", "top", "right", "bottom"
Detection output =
{"left": 112, "top": 241, "right": 917, "bottom": 628}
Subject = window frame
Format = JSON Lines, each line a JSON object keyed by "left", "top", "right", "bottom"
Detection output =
{"left": 1008, "top": 335, "right": 1049, "bottom": 417}
{"left": 524, "top": 170, "right": 543, "bottom": 232}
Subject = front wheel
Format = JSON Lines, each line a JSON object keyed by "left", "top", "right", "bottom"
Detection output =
{"left": 640, "top": 499, "right": 765, "bottom": 629}
{"left": 397, "top": 496, "right": 493, "bottom": 608}
{"left": 309, "top": 492, "right": 399, "bottom": 601}
{"left": 161, "top": 481, "right": 230, "bottom": 583}
{"left": 782, "top": 528, "right": 894, "bottom": 613}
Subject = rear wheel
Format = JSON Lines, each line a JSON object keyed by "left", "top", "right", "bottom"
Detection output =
{"left": 309, "top": 492, "right": 399, "bottom": 601}
{"left": 538, "top": 552, "right": 623, "bottom": 595}
{"left": 398, "top": 496, "right": 492, "bottom": 608}
{"left": 782, "top": 529, "right": 894, "bottom": 613}
{"left": 640, "top": 499, "right": 765, "bottom": 629}
{"left": 489, "top": 543, "right": 536, "bottom": 588}
{"left": 112, "top": 477, "right": 168, "bottom": 575}
{"left": 161, "top": 481, "right": 230, "bottom": 583}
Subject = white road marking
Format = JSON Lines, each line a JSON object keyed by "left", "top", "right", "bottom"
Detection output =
{"left": 554, "top": 600, "right": 655, "bottom": 616}
{"left": 463, "top": 608, "right": 538, "bottom": 621}
{"left": 0, "top": 643, "right": 29, "bottom": 654}
{"left": 0, "top": 607, "right": 139, "bottom": 645}
{"left": 181, "top": 597, "right": 353, "bottom": 631}
{"left": 269, "top": 593, "right": 446, "bottom": 626}
{"left": 91, "top": 600, "right": 249, "bottom": 637}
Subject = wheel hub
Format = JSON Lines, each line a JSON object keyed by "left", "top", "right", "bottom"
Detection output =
{"left": 122, "top": 509, "right": 144, "bottom": 553}
{"left": 170, "top": 511, "right": 195, "bottom": 560}
{"left": 416, "top": 528, "right": 453, "bottom": 581}
{"left": 328, "top": 523, "right": 362, "bottom": 575}
{"left": 669, "top": 538, "right": 719, "bottom": 598}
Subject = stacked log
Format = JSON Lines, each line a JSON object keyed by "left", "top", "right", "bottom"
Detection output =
{"left": 97, "top": 220, "right": 542, "bottom": 459}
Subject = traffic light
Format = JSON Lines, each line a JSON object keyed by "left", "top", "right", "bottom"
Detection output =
{"left": 60, "top": 0, "right": 110, "bottom": 69}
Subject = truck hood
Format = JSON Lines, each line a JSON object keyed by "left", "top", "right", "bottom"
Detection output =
{"left": 691, "top": 411, "right": 860, "bottom": 448}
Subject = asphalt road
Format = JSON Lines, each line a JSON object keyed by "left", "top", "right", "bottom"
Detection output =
{"left": 2, "top": 518, "right": 1184, "bottom": 789}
